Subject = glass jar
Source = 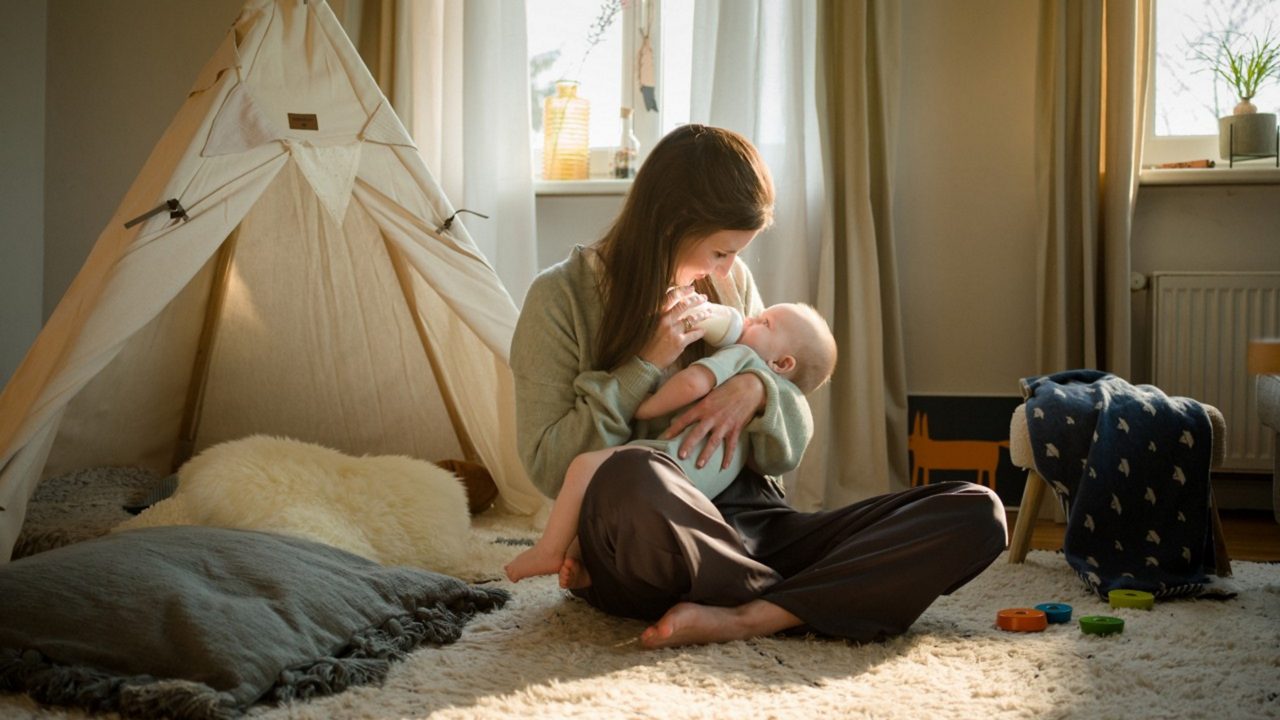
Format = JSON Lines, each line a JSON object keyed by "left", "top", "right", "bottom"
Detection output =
{"left": 543, "top": 81, "right": 590, "bottom": 180}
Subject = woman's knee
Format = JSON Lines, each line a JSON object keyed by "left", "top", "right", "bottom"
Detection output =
{"left": 952, "top": 482, "right": 1009, "bottom": 555}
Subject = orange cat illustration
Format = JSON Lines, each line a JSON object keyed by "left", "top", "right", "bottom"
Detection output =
{"left": 908, "top": 412, "right": 1009, "bottom": 489}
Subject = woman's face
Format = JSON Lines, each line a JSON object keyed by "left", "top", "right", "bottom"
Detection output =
{"left": 672, "top": 229, "right": 757, "bottom": 287}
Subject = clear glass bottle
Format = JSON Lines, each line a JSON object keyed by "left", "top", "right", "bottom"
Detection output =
{"left": 613, "top": 107, "right": 640, "bottom": 178}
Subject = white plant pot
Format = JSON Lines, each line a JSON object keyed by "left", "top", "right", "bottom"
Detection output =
{"left": 1218, "top": 112, "right": 1277, "bottom": 159}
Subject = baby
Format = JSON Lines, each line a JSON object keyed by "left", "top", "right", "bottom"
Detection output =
{"left": 505, "top": 302, "right": 837, "bottom": 586}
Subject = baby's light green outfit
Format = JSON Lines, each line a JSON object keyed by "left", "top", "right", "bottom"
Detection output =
{"left": 629, "top": 344, "right": 794, "bottom": 500}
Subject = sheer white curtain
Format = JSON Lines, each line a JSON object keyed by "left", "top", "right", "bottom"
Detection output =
{"left": 688, "top": 0, "right": 908, "bottom": 508}
{"left": 336, "top": 0, "right": 539, "bottom": 306}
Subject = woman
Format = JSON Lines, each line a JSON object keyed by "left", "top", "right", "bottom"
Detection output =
{"left": 510, "top": 125, "right": 1006, "bottom": 648}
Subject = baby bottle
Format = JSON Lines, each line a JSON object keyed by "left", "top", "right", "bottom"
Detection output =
{"left": 682, "top": 303, "right": 744, "bottom": 347}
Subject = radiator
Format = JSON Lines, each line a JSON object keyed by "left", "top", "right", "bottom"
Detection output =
{"left": 1150, "top": 272, "right": 1280, "bottom": 471}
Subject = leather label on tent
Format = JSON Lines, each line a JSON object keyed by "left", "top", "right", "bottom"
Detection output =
{"left": 288, "top": 113, "right": 319, "bottom": 131}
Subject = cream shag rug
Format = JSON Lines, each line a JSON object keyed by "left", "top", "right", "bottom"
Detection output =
{"left": 3, "top": 512, "right": 1277, "bottom": 720}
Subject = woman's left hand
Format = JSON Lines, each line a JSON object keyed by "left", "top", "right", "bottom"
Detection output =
{"left": 660, "top": 372, "right": 766, "bottom": 469}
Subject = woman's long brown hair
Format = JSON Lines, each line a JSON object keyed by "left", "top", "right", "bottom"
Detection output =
{"left": 592, "top": 125, "right": 774, "bottom": 371}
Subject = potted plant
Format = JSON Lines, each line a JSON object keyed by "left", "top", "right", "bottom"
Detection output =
{"left": 1198, "top": 29, "right": 1280, "bottom": 161}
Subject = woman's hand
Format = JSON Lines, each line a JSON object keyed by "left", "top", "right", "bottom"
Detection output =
{"left": 637, "top": 285, "right": 709, "bottom": 369}
{"left": 660, "top": 372, "right": 766, "bottom": 469}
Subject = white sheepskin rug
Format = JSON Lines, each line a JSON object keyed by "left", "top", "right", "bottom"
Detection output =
{"left": 115, "top": 435, "right": 473, "bottom": 574}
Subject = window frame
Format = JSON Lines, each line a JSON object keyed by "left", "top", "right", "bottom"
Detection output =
{"left": 1142, "top": 2, "right": 1220, "bottom": 167}
{"left": 532, "top": 0, "right": 668, "bottom": 189}
{"left": 1143, "top": 0, "right": 1280, "bottom": 168}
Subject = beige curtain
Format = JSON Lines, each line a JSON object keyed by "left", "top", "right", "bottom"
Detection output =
{"left": 793, "top": 0, "right": 908, "bottom": 510}
{"left": 330, "top": 0, "right": 414, "bottom": 127}
{"left": 1035, "top": 0, "right": 1151, "bottom": 376}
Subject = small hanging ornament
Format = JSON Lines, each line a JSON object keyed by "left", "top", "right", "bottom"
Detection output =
{"left": 637, "top": 0, "right": 658, "bottom": 112}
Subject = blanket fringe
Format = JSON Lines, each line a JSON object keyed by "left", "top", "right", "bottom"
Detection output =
{"left": 270, "top": 586, "right": 510, "bottom": 704}
{"left": 0, "top": 648, "right": 238, "bottom": 719}
{"left": 120, "top": 680, "right": 240, "bottom": 720}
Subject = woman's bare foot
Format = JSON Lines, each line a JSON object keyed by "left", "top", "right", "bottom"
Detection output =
{"left": 558, "top": 556, "right": 591, "bottom": 590}
{"left": 504, "top": 545, "right": 563, "bottom": 582}
{"left": 639, "top": 599, "right": 802, "bottom": 649}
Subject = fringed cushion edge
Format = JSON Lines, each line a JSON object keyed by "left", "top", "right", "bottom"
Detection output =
{"left": 0, "top": 651, "right": 239, "bottom": 720}
{"left": 1, "top": 584, "right": 510, "bottom": 718}
{"left": 269, "top": 584, "right": 510, "bottom": 704}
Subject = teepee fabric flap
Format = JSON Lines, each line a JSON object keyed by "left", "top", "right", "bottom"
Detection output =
{"left": 288, "top": 141, "right": 362, "bottom": 223}
{"left": 203, "top": 83, "right": 284, "bottom": 156}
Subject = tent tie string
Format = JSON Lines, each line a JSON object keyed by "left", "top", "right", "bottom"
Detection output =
{"left": 123, "top": 198, "right": 190, "bottom": 229}
{"left": 436, "top": 208, "right": 489, "bottom": 234}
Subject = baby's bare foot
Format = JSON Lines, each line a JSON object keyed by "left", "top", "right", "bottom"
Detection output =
{"left": 558, "top": 556, "right": 591, "bottom": 590}
{"left": 504, "top": 546, "right": 563, "bottom": 583}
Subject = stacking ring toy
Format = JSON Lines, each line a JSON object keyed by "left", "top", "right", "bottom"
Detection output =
{"left": 1079, "top": 615, "right": 1125, "bottom": 635}
{"left": 1034, "top": 603, "right": 1073, "bottom": 623}
{"left": 1108, "top": 589, "right": 1155, "bottom": 610}
{"left": 996, "top": 608, "right": 1048, "bottom": 632}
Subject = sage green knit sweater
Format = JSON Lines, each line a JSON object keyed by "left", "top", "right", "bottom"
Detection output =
{"left": 510, "top": 245, "right": 813, "bottom": 498}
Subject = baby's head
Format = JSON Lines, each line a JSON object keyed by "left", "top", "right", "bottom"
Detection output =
{"left": 738, "top": 303, "right": 836, "bottom": 393}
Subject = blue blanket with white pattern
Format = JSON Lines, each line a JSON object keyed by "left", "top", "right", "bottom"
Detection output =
{"left": 1021, "top": 370, "right": 1218, "bottom": 599}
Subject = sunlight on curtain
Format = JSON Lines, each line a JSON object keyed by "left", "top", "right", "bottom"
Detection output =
{"left": 1035, "top": 0, "right": 1149, "bottom": 376}
{"left": 801, "top": 0, "right": 909, "bottom": 508}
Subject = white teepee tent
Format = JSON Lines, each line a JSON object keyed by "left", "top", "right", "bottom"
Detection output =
{"left": 0, "top": 0, "right": 545, "bottom": 561}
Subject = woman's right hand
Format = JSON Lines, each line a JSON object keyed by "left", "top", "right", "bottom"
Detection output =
{"left": 637, "top": 285, "right": 708, "bottom": 369}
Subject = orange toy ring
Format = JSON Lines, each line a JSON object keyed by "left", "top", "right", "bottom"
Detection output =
{"left": 996, "top": 608, "right": 1048, "bottom": 632}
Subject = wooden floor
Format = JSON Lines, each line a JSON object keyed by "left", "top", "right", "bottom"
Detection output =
{"left": 1008, "top": 508, "right": 1280, "bottom": 562}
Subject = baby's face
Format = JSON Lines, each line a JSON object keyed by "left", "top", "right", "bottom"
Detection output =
{"left": 739, "top": 305, "right": 801, "bottom": 365}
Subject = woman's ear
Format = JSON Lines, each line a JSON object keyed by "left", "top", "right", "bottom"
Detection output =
{"left": 770, "top": 355, "right": 797, "bottom": 375}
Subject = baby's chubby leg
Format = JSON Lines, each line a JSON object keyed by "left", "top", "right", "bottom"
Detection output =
{"left": 504, "top": 447, "right": 621, "bottom": 583}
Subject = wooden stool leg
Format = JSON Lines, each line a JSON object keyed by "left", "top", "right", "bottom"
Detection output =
{"left": 1008, "top": 470, "right": 1046, "bottom": 564}
{"left": 1210, "top": 489, "right": 1232, "bottom": 577}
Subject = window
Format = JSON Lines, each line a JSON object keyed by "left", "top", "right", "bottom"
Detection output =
{"left": 527, "top": 0, "right": 692, "bottom": 182}
{"left": 1145, "top": 0, "right": 1280, "bottom": 165}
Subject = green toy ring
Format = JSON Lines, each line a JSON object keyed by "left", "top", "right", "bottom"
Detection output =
{"left": 1079, "top": 615, "right": 1125, "bottom": 635}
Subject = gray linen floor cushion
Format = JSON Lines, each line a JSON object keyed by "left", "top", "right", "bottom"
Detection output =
{"left": 0, "top": 526, "right": 508, "bottom": 719}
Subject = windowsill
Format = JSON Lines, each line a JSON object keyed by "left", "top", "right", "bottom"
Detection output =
{"left": 534, "top": 179, "right": 632, "bottom": 196}
{"left": 1139, "top": 165, "right": 1280, "bottom": 186}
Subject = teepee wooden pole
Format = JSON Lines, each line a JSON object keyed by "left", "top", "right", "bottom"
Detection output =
{"left": 383, "top": 239, "right": 481, "bottom": 465}
{"left": 171, "top": 231, "right": 240, "bottom": 472}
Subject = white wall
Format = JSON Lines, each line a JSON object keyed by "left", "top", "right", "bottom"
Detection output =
{"left": 893, "top": 0, "right": 1041, "bottom": 395}
{"left": 534, "top": 194, "right": 623, "bottom": 278}
{"left": 42, "top": 0, "right": 243, "bottom": 317}
{"left": 0, "top": 1, "right": 47, "bottom": 386}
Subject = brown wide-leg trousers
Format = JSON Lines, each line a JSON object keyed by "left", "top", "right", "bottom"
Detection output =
{"left": 572, "top": 448, "right": 1008, "bottom": 642}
